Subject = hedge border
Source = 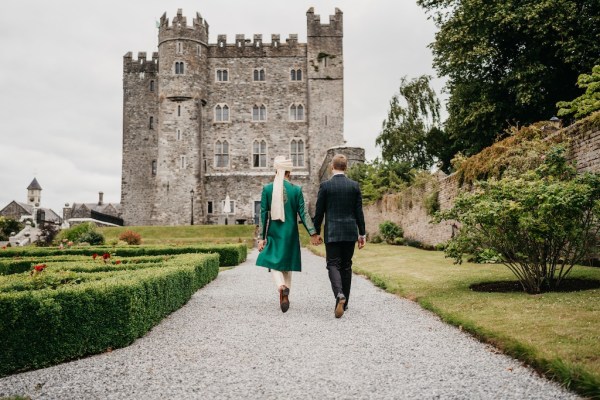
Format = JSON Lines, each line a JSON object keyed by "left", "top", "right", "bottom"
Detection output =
{"left": 0, "top": 253, "right": 219, "bottom": 377}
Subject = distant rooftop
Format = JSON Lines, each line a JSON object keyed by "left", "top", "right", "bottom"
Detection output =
{"left": 27, "top": 178, "right": 42, "bottom": 191}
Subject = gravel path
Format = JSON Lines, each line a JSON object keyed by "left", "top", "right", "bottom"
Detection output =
{"left": 0, "top": 249, "right": 578, "bottom": 399}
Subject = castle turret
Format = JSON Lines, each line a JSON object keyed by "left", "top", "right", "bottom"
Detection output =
{"left": 152, "top": 9, "right": 210, "bottom": 225}
{"left": 305, "top": 8, "right": 344, "bottom": 209}
{"left": 27, "top": 178, "right": 42, "bottom": 206}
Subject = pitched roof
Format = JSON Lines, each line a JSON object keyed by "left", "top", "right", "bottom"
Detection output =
{"left": 27, "top": 178, "right": 42, "bottom": 190}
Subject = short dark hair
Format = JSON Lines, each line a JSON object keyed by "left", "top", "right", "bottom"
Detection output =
{"left": 332, "top": 154, "right": 348, "bottom": 171}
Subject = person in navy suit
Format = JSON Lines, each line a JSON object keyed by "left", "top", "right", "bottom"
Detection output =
{"left": 313, "top": 154, "right": 366, "bottom": 318}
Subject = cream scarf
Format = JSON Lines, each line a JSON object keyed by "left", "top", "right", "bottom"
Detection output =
{"left": 271, "top": 156, "right": 294, "bottom": 222}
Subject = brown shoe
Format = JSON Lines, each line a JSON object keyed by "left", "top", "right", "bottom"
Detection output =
{"left": 280, "top": 286, "right": 290, "bottom": 313}
{"left": 335, "top": 293, "right": 346, "bottom": 318}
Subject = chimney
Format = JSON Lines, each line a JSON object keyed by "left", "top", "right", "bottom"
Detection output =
{"left": 98, "top": 192, "right": 104, "bottom": 206}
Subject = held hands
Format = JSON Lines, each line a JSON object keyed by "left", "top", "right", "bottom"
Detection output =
{"left": 310, "top": 234, "right": 323, "bottom": 246}
{"left": 258, "top": 239, "right": 266, "bottom": 252}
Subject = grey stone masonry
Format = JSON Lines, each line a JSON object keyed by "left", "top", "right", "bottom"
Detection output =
{"left": 121, "top": 8, "right": 352, "bottom": 226}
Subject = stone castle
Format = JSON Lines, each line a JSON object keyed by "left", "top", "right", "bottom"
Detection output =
{"left": 121, "top": 8, "right": 361, "bottom": 226}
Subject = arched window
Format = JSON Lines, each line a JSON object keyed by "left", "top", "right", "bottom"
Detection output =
{"left": 253, "top": 140, "right": 267, "bottom": 168}
{"left": 290, "top": 139, "right": 305, "bottom": 167}
{"left": 180, "top": 155, "right": 187, "bottom": 169}
{"left": 177, "top": 42, "right": 183, "bottom": 54}
{"left": 253, "top": 68, "right": 265, "bottom": 81}
{"left": 175, "top": 62, "right": 184, "bottom": 74}
{"left": 214, "top": 140, "right": 230, "bottom": 167}
{"left": 149, "top": 116, "right": 154, "bottom": 129}
{"left": 215, "top": 104, "right": 230, "bottom": 122}
{"left": 291, "top": 69, "right": 302, "bottom": 81}
{"left": 216, "top": 69, "right": 228, "bottom": 82}
{"left": 289, "top": 104, "right": 305, "bottom": 121}
{"left": 149, "top": 80, "right": 155, "bottom": 92}
{"left": 252, "top": 104, "right": 267, "bottom": 121}
{"left": 151, "top": 160, "right": 157, "bottom": 176}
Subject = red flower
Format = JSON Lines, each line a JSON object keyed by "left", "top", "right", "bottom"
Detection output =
{"left": 102, "top": 253, "right": 110, "bottom": 260}
{"left": 92, "top": 253, "right": 98, "bottom": 260}
{"left": 115, "top": 260, "right": 122, "bottom": 265}
{"left": 34, "top": 264, "right": 46, "bottom": 272}
{"left": 1, "top": 246, "right": 6, "bottom": 250}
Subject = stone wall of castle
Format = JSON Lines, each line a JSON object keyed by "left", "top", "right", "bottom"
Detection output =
{"left": 121, "top": 8, "right": 348, "bottom": 226}
{"left": 364, "top": 116, "right": 600, "bottom": 246}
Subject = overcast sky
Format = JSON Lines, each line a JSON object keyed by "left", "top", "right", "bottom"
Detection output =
{"left": 0, "top": 0, "right": 445, "bottom": 215}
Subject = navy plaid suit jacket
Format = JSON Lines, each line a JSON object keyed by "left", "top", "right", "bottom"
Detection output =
{"left": 313, "top": 174, "right": 366, "bottom": 243}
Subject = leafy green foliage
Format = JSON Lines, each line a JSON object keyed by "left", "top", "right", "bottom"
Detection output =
{"left": 418, "top": 0, "right": 600, "bottom": 157}
{"left": 437, "top": 146, "right": 600, "bottom": 293}
{"left": 0, "top": 217, "right": 23, "bottom": 241}
{"left": 379, "top": 221, "right": 403, "bottom": 244}
{"left": 347, "top": 158, "right": 414, "bottom": 203}
{"left": 55, "top": 222, "right": 105, "bottom": 245}
{"left": 557, "top": 65, "right": 600, "bottom": 120}
{"left": 424, "top": 189, "right": 440, "bottom": 216}
{"left": 376, "top": 75, "right": 442, "bottom": 170}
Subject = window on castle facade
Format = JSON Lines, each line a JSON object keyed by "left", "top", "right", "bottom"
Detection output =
{"left": 207, "top": 201, "right": 213, "bottom": 214}
{"left": 253, "top": 68, "right": 265, "bottom": 81}
{"left": 290, "top": 69, "right": 302, "bottom": 81}
{"left": 151, "top": 160, "right": 157, "bottom": 176}
{"left": 180, "top": 155, "right": 187, "bottom": 169}
{"left": 214, "top": 104, "right": 230, "bottom": 122}
{"left": 177, "top": 42, "right": 183, "bottom": 54}
{"left": 178, "top": 105, "right": 181, "bottom": 116}
{"left": 290, "top": 139, "right": 305, "bottom": 167}
{"left": 252, "top": 105, "right": 267, "bottom": 121}
{"left": 197, "top": 45, "right": 201, "bottom": 56}
{"left": 149, "top": 116, "right": 154, "bottom": 129}
{"left": 289, "top": 104, "right": 305, "bottom": 121}
{"left": 175, "top": 62, "right": 184, "bottom": 74}
{"left": 177, "top": 129, "right": 182, "bottom": 141}
{"left": 216, "top": 69, "right": 229, "bottom": 82}
{"left": 214, "top": 140, "right": 229, "bottom": 167}
{"left": 253, "top": 140, "right": 267, "bottom": 168}
{"left": 150, "top": 80, "right": 155, "bottom": 92}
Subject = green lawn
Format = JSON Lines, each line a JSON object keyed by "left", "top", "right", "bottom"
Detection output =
{"left": 308, "top": 243, "right": 600, "bottom": 397}
{"left": 100, "top": 225, "right": 255, "bottom": 247}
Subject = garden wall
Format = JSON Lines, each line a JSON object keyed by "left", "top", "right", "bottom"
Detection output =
{"left": 364, "top": 115, "right": 600, "bottom": 246}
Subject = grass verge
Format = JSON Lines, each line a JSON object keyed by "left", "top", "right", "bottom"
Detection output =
{"left": 307, "top": 243, "right": 600, "bottom": 398}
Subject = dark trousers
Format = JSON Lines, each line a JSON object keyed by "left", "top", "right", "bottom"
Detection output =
{"left": 325, "top": 241, "right": 356, "bottom": 305}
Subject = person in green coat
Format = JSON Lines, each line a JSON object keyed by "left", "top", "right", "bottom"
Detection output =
{"left": 256, "top": 156, "right": 321, "bottom": 312}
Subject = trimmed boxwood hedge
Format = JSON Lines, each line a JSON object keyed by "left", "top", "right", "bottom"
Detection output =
{"left": 0, "top": 253, "right": 219, "bottom": 377}
{"left": 0, "top": 243, "right": 247, "bottom": 269}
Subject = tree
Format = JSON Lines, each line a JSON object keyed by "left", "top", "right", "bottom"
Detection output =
{"left": 436, "top": 146, "right": 600, "bottom": 294}
{"left": 376, "top": 75, "right": 442, "bottom": 170}
{"left": 0, "top": 217, "right": 23, "bottom": 241}
{"left": 557, "top": 65, "right": 600, "bottom": 120}
{"left": 418, "top": 0, "right": 600, "bottom": 156}
{"left": 347, "top": 159, "right": 414, "bottom": 203}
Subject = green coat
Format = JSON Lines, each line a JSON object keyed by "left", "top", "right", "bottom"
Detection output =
{"left": 256, "top": 180, "right": 316, "bottom": 271}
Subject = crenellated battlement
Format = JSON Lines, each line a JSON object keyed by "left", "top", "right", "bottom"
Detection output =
{"left": 307, "top": 7, "right": 343, "bottom": 37}
{"left": 159, "top": 9, "right": 209, "bottom": 45}
{"left": 212, "top": 33, "right": 300, "bottom": 48}
{"left": 123, "top": 51, "right": 159, "bottom": 73}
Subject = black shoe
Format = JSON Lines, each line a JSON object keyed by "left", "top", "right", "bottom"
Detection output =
{"left": 280, "top": 286, "right": 290, "bottom": 313}
{"left": 335, "top": 293, "right": 346, "bottom": 318}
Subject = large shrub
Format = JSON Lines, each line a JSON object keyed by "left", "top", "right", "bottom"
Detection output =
{"left": 379, "top": 221, "right": 404, "bottom": 245}
{"left": 118, "top": 230, "right": 142, "bottom": 245}
{"left": 55, "top": 222, "right": 105, "bottom": 245}
{"left": 437, "top": 146, "right": 600, "bottom": 293}
{"left": 0, "top": 217, "right": 23, "bottom": 241}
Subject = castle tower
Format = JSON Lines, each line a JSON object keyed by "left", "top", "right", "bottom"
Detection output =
{"left": 151, "top": 9, "right": 210, "bottom": 225}
{"left": 306, "top": 8, "right": 344, "bottom": 206}
{"left": 121, "top": 50, "right": 159, "bottom": 226}
{"left": 27, "top": 178, "right": 42, "bottom": 206}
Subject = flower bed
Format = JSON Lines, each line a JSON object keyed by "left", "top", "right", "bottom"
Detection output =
{"left": 0, "top": 243, "right": 247, "bottom": 268}
{"left": 0, "top": 253, "right": 220, "bottom": 376}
